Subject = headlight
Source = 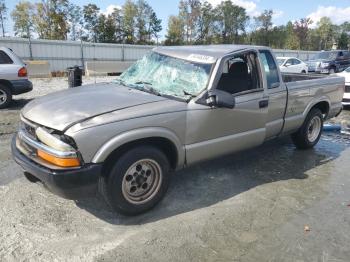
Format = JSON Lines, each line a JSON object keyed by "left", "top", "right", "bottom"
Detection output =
{"left": 36, "top": 127, "right": 74, "bottom": 152}
{"left": 321, "top": 62, "right": 329, "bottom": 67}
{"left": 35, "top": 127, "right": 81, "bottom": 167}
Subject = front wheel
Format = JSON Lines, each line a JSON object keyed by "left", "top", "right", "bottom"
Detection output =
{"left": 291, "top": 108, "right": 323, "bottom": 149}
{"left": 329, "top": 68, "right": 336, "bottom": 74}
{"left": 100, "top": 146, "right": 171, "bottom": 215}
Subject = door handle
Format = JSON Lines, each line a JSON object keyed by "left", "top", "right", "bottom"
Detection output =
{"left": 259, "top": 100, "right": 269, "bottom": 108}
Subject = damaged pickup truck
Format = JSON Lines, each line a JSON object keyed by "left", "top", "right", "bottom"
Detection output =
{"left": 12, "top": 45, "right": 344, "bottom": 215}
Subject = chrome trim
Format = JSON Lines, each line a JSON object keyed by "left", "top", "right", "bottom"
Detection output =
{"left": 18, "top": 129, "right": 77, "bottom": 159}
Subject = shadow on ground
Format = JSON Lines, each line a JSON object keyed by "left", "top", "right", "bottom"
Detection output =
{"left": 76, "top": 136, "right": 346, "bottom": 225}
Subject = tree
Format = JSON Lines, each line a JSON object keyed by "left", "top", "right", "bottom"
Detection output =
{"left": 67, "top": 3, "right": 83, "bottom": 41}
{"left": 293, "top": 18, "right": 313, "bottom": 50}
{"left": 11, "top": 1, "right": 35, "bottom": 38}
{"left": 33, "top": 1, "right": 50, "bottom": 39}
{"left": 338, "top": 32, "right": 349, "bottom": 50}
{"left": 215, "top": 1, "right": 249, "bottom": 44}
{"left": 110, "top": 7, "right": 124, "bottom": 43}
{"left": 149, "top": 11, "right": 162, "bottom": 43}
{"left": 122, "top": 0, "right": 138, "bottom": 44}
{"left": 32, "top": 0, "right": 69, "bottom": 40}
{"left": 135, "top": 0, "right": 152, "bottom": 44}
{"left": 285, "top": 21, "right": 299, "bottom": 49}
{"left": 49, "top": 0, "right": 69, "bottom": 40}
{"left": 83, "top": 4, "right": 100, "bottom": 42}
{"left": 253, "top": 9, "right": 273, "bottom": 46}
{"left": 317, "top": 17, "right": 335, "bottom": 50}
{"left": 165, "top": 15, "right": 184, "bottom": 45}
{"left": 0, "top": 0, "right": 7, "bottom": 37}
{"left": 97, "top": 14, "right": 117, "bottom": 43}
{"left": 196, "top": 1, "right": 215, "bottom": 44}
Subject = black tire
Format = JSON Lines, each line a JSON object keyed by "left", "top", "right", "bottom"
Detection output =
{"left": 329, "top": 67, "right": 336, "bottom": 74}
{"left": 100, "top": 145, "right": 171, "bottom": 215}
{"left": 0, "top": 84, "right": 12, "bottom": 109}
{"left": 301, "top": 70, "right": 306, "bottom": 74}
{"left": 291, "top": 108, "right": 323, "bottom": 149}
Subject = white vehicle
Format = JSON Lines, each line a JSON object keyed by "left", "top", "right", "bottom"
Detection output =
{"left": 336, "top": 67, "right": 350, "bottom": 106}
{"left": 277, "top": 57, "right": 308, "bottom": 74}
{"left": 0, "top": 47, "right": 33, "bottom": 109}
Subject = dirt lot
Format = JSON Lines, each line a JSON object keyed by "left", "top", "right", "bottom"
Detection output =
{"left": 0, "top": 78, "right": 350, "bottom": 261}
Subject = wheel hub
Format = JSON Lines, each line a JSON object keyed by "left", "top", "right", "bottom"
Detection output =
{"left": 307, "top": 116, "right": 322, "bottom": 143}
{"left": 122, "top": 159, "right": 162, "bottom": 204}
{"left": 0, "top": 90, "right": 7, "bottom": 105}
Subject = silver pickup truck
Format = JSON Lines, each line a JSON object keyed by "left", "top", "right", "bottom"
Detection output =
{"left": 12, "top": 45, "right": 344, "bottom": 215}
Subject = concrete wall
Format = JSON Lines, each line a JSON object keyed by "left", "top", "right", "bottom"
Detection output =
{"left": 85, "top": 61, "right": 134, "bottom": 76}
{"left": 24, "top": 60, "right": 51, "bottom": 78}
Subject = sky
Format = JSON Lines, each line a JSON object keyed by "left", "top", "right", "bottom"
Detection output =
{"left": 4, "top": 0, "right": 350, "bottom": 38}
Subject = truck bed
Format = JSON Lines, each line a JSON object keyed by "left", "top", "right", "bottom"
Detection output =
{"left": 281, "top": 73, "right": 344, "bottom": 134}
{"left": 282, "top": 73, "right": 328, "bottom": 83}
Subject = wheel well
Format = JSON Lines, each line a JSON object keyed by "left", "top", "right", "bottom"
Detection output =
{"left": 101, "top": 137, "right": 178, "bottom": 178}
{"left": 311, "top": 101, "right": 329, "bottom": 118}
{"left": 0, "top": 79, "right": 13, "bottom": 90}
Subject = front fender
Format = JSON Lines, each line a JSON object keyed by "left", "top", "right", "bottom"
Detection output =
{"left": 91, "top": 127, "right": 185, "bottom": 167}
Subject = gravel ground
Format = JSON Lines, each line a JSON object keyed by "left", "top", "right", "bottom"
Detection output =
{"left": 0, "top": 77, "right": 350, "bottom": 261}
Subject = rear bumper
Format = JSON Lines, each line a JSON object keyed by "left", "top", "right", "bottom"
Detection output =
{"left": 11, "top": 135, "right": 102, "bottom": 199}
{"left": 10, "top": 79, "right": 33, "bottom": 95}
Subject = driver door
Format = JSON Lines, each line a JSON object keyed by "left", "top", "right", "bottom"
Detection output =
{"left": 185, "top": 51, "right": 268, "bottom": 165}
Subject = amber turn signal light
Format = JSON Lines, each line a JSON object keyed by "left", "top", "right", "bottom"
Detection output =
{"left": 37, "top": 150, "right": 80, "bottom": 167}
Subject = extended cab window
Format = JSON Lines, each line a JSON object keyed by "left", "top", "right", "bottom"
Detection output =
{"left": 259, "top": 50, "right": 280, "bottom": 89}
{"left": 217, "top": 51, "right": 261, "bottom": 95}
{"left": 0, "top": 51, "right": 13, "bottom": 64}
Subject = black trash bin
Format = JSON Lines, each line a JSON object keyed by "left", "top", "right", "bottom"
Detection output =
{"left": 67, "top": 66, "right": 82, "bottom": 88}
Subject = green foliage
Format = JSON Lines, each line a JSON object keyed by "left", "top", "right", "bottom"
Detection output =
{"left": 11, "top": 1, "right": 34, "bottom": 38}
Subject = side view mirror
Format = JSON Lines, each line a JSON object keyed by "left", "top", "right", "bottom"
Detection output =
{"left": 206, "top": 90, "right": 235, "bottom": 109}
{"left": 285, "top": 63, "right": 292, "bottom": 67}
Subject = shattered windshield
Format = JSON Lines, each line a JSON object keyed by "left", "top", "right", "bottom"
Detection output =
{"left": 117, "top": 52, "right": 214, "bottom": 99}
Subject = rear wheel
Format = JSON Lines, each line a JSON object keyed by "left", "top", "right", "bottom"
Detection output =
{"left": 291, "top": 108, "right": 323, "bottom": 149}
{"left": 329, "top": 67, "right": 336, "bottom": 74}
{"left": 301, "top": 70, "right": 306, "bottom": 74}
{"left": 0, "top": 84, "right": 12, "bottom": 109}
{"left": 100, "top": 145, "right": 171, "bottom": 215}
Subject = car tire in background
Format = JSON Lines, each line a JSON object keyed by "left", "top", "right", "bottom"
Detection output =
{"left": 0, "top": 84, "right": 12, "bottom": 109}
{"left": 100, "top": 145, "right": 171, "bottom": 215}
{"left": 291, "top": 108, "right": 323, "bottom": 149}
{"left": 329, "top": 67, "right": 336, "bottom": 74}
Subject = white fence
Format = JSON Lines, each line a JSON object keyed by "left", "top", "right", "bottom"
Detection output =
{"left": 0, "top": 37, "right": 318, "bottom": 72}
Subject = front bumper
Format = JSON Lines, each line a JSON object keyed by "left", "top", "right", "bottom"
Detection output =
{"left": 11, "top": 135, "right": 102, "bottom": 199}
{"left": 10, "top": 79, "right": 33, "bottom": 95}
{"left": 343, "top": 91, "right": 350, "bottom": 106}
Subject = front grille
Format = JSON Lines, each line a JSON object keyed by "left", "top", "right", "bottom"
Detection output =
{"left": 345, "top": 86, "right": 350, "bottom": 93}
{"left": 24, "top": 122, "right": 36, "bottom": 139}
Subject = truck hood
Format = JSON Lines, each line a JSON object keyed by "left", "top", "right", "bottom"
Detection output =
{"left": 22, "top": 82, "right": 167, "bottom": 131}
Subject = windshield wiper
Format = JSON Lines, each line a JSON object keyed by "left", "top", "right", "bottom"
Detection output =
{"left": 133, "top": 81, "right": 161, "bottom": 96}
{"left": 183, "top": 90, "right": 196, "bottom": 98}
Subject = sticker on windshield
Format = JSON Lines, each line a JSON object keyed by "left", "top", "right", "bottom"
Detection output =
{"left": 187, "top": 54, "right": 216, "bottom": 64}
